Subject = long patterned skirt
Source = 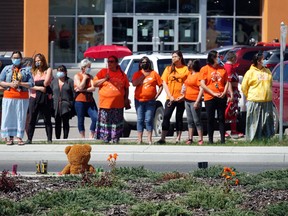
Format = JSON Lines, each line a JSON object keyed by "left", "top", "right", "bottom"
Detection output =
{"left": 245, "top": 101, "right": 275, "bottom": 142}
{"left": 95, "top": 108, "right": 124, "bottom": 143}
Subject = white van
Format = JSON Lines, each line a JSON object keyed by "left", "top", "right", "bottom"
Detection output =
{"left": 119, "top": 52, "right": 208, "bottom": 137}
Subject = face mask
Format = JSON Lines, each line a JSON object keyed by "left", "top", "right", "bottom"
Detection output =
{"left": 262, "top": 59, "right": 268, "bottom": 67}
{"left": 56, "top": 71, "right": 65, "bottom": 78}
{"left": 35, "top": 62, "right": 41, "bottom": 68}
{"left": 85, "top": 67, "right": 91, "bottom": 74}
{"left": 141, "top": 63, "right": 150, "bottom": 70}
{"left": 12, "top": 59, "right": 21, "bottom": 66}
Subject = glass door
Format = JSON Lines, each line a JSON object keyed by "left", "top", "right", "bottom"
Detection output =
{"left": 134, "top": 17, "right": 177, "bottom": 52}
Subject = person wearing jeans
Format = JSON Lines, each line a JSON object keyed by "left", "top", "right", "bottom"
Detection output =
{"left": 74, "top": 59, "right": 97, "bottom": 138}
{"left": 74, "top": 101, "right": 97, "bottom": 136}
{"left": 200, "top": 50, "right": 231, "bottom": 144}
{"left": 132, "top": 56, "right": 163, "bottom": 144}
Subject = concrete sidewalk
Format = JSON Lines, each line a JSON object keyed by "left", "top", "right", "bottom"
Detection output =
{"left": 1, "top": 142, "right": 288, "bottom": 163}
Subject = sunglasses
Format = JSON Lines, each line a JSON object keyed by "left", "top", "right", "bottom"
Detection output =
{"left": 108, "top": 60, "right": 116, "bottom": 63}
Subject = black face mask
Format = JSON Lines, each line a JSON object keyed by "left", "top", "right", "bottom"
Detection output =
{"left": 141, "top": 63, "right": 150, "bottom": 70}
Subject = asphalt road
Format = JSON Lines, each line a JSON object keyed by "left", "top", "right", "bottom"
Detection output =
{"left": 1, "top": 160, "right": 287, "bottom": 175}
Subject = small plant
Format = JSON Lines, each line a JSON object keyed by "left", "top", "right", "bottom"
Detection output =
{"left": 107, "top": 153, "right": 118, "bottom": 173}
{"left": 221, "top": 167, "right": 239, "bottom": 193}
{"left": 0, "top": 170, "right": 18, "bottom": 193}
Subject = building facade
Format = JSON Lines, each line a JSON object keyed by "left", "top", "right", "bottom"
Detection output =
{"left": 0, "top": 0, "right": 287, "bottom": 68}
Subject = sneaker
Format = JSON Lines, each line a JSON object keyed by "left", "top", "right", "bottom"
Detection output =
{"left": 155, "top": 139, "right": 166, "bottom": 144}
{"left": 25, "top": 140, "right": 32, "bottom": 144}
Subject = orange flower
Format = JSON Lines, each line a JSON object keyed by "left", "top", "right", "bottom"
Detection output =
{"left": 223, "top": 167, "right": 232, "bottom": 172}
{"left": 113, "top": 153, "right": 118, "bottom": 160}
{"left": 225, "top": 175, "right": 232, "bottom": 180}
{"left": 231, "top": 171, "right": 236, "bottom": 176}
{"left": 107, "top": 154, "right": 113, "bottom": 161}
{"left": 235, "top": 179, "right": 239, "bottom": 185}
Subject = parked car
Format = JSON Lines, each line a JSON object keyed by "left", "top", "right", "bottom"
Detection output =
{"left": 120, "top": 52, "right": 208, "bottom": 137}
{"left": 0, "top": 56, "right": 12, "bottom": 72}
{"left": 263, "top": 49, "right": 288, "bottom": 71}
{"left": 271, "top": 60, "right": 288, "bottom": 132}
{"left": 120, "top": 52, "right": 247, "bottom": 137}
{"left": 223, "top": 45, "right": 278, "bottom": 76}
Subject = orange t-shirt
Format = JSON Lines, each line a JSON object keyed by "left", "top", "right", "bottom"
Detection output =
{"left": 199, "top": 64, "right": 228, "bottom": 101}
{"left": 74, "top": 73, "right": 94, "bottom": 102}
{"left": 132, "top": 70, "right": 163, "bottom": 102}
{"left": 161, "top": 65, "right": 189, "bottom": 99}
{"left": 94, "top": 68, "right": 129, "bottom": 109}
{"left": 184, "top": 72, "right": 201, "bottom": 101}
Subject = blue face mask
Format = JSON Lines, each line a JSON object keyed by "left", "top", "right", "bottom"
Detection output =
{"left": 56, "top": 71, "right": 65, "bottom": 78}
{"left": 85, "top": 67, "right": 91, "bottom": 74}
{"left": 35, "top": 62, "right": 41, "bottom": 68}
{"left": 12, "top": 59, "right": 21, "bottom": 66}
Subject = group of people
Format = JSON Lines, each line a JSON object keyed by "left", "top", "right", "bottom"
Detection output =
{"left": 136, "top": 49, "right": 274, "bottom": 145}
{"left": 0, "top": 49, "right": 274, "bottom": 145}
{"left": 0, "top": 52, "right": 130, "bottom": 145}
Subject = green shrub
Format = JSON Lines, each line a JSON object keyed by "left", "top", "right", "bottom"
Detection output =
{"left": 0, "top": 199, "right": 18, "bottom": 216}
{"left": 180, "top": 186, "right": 243, "bottom": 210}
{"left": 155, "top": 177, "right": 202, "bottom": 193}
{"left": 115, "top": 166, "right": 160, "bottom": 181}
{"left": 129, "top": 202, "right": 191, "bottom": 216}
{"left": 264, "top": 201, "right": 288, "bottom": 216}
{"left": 192, "top": 165, "right": 225, "bottom": 178}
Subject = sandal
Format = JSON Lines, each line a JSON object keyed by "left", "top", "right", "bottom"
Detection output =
{"left": 198, "top": 140, "right": 203, "bottom": 145}
{"left": 186, "top": 139, "right": 193, "bottom": 145}
{"left": 17, "top": 139, "right": 25, "bottom": 146}
{"left": 6, "top": 140, "right": 14, "bottom": 145}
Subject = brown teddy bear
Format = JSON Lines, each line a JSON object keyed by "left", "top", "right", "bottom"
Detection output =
{"left": 61, "top": 144, "right": 96, "bottom": 174}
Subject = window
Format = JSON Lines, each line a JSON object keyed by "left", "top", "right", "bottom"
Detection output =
{"left": 77, "top": 17, "right": 104, "bottom": 62}
{"left": 113, "top": 18, "right": 133, "bottom": 42}
{"left": 207, "top": 0, "right": 233, "bottom": 16}
{"left": 120, "top": 59, "right": 131, "bottom": 72}
{"left": 236, "top": 0, "right": 262, "bottom": 16}
{"left": 206, "top": 18, "right": 233, "bottom": 50}
{"left": 78, "top": 0, "right": 104, "bottom": 15}
{"left": 113, "top": 0, "right": 133, "bottom": 13}
{"left": 236, "top": 19, "right": 262, "bottom": 44}
{"left": 179, "top": 0, "right": 199, "bottom": 13}
{"left": 50, "top": 0, "right": 76, "bottom": 15}
{"left": 135, "top": 0, "right": 177, "bottom": 13}
{"left": 157, "top": 59, "right": 172, "bottom": 76}
{"left": 49, "top": 17, "right": 75, "bottom": 63}
{"left": 127, "top": 60, "right": 140, "bottom": 82}
{"left": 179, "top": 18, "right": 199, "bottom": 42}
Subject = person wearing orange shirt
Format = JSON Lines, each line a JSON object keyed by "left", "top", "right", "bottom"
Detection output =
{"left": 74, "top": 59, "right": 97, "bottom": 139}
{"left": 181, "top": 59, "right": 204, "bottom": 145}
{"left": 93, "top": 56, "right": 130, "bottom": 144}
{"left": 0, "top": 51, "right": 34, "bottom": 145}
{"left": 156, "top": 50, "right": 190, "bottom": 144}
{"left": 132, "top": 56, "right": 163, "bottom": 145}
{"left": 200, "top": 50, "right": 231, "bottom": 144}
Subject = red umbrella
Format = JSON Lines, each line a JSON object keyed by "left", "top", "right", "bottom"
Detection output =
{"left": 84, "top": 45, "right": 132, "bottom": 59}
